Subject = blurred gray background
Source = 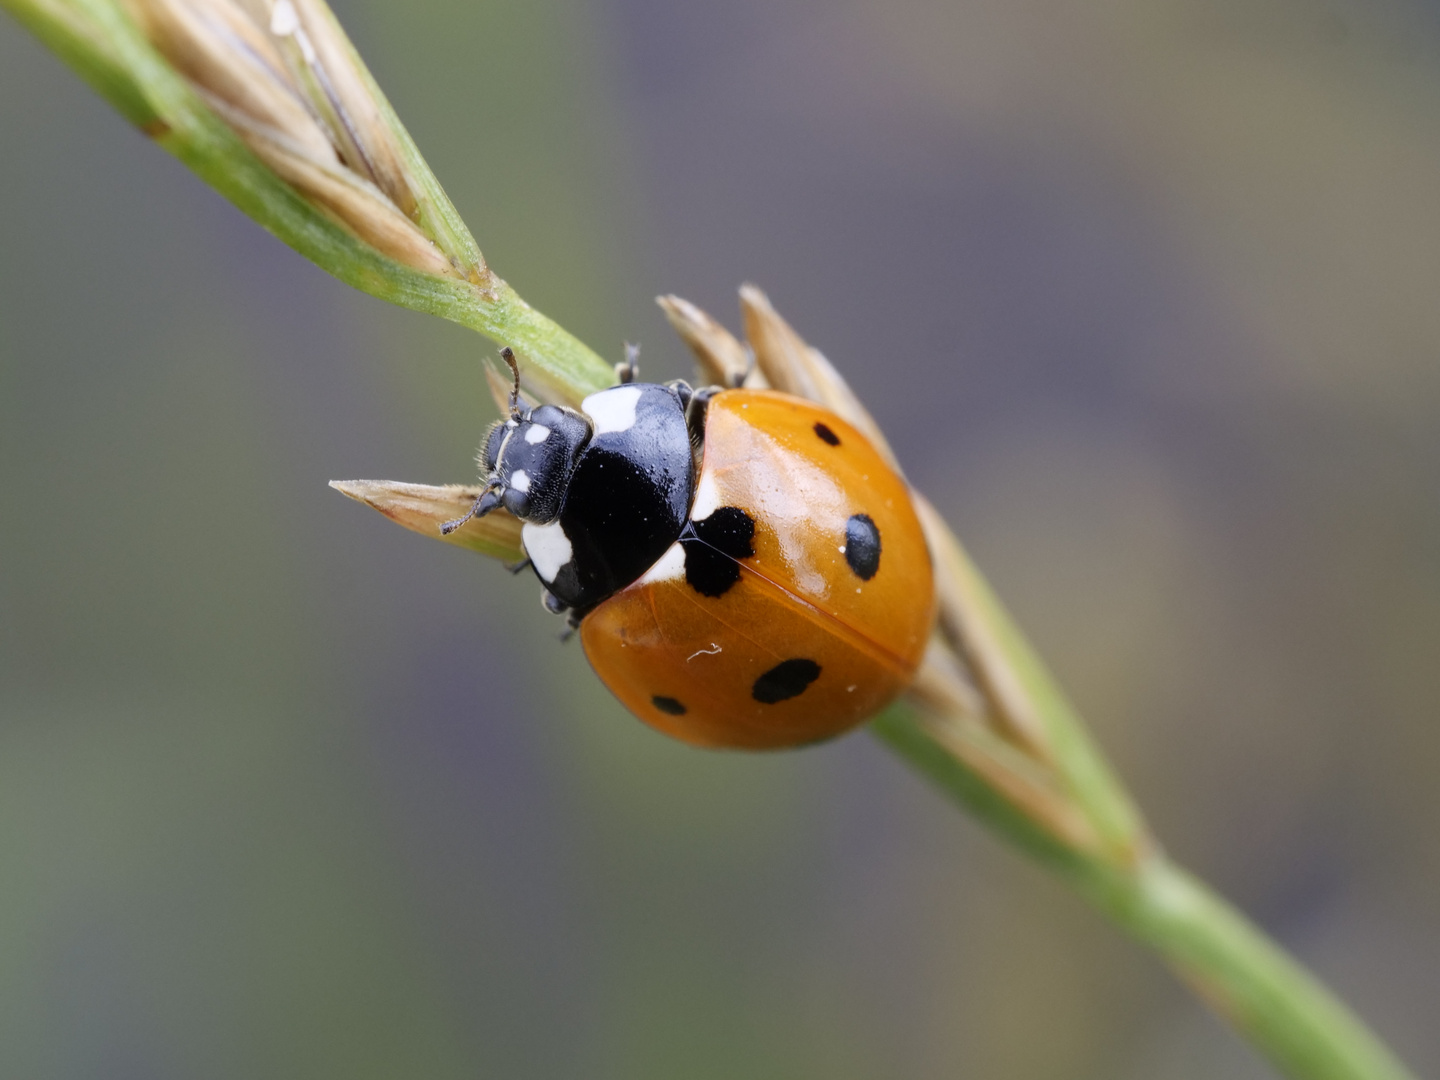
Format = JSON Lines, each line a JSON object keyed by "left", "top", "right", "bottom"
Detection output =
{"left": 2, "top": 0, "right": 1439, "bottom": 1077}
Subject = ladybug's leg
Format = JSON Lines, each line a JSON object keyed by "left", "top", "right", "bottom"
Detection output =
{"left": 668, "top": 378, "right": 694, "bottom": 410}
{"left": 684, "top": 385, "right": 720, "bottom": 445}
{"left": 538, "top": 588, "right": 582, "bottom": 641}
{"left": 538, "top": 588, "right": 586, "bottom": 640}
{"left": 558, "top": 608, "right": 585, "bottom": 641}
{"left": 614, "top": 342, "right": 640, "bottom": 385}
{"left": 505, "top": 557, "right": 532, "bottom": 575}
{"left": 682, "top": 384, "right": 720, "bottom": 477}
{"left": 730, "top": 346, "right": 756, "bottom": 388}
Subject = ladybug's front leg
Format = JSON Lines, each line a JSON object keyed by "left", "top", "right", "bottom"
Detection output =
{"left": 539, "top": 587, "right": 584, "bottom": 638}
{"left": 614, "top": 342, "right": 641, "bottom": 384}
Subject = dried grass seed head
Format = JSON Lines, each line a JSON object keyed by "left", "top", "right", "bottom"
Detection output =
{"left": 122, "top": 0, "right": 461, "bottom": 277}
{"left": 329, "top": 479, "right": 524, "bottom": 562}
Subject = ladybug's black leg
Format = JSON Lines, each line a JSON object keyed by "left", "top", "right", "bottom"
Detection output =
{"left": 730, "top": 346, "right": 756, "bottom": 388}
{"left": 668, "top": 378, "right": 694, "bottom": 410}
{"left": 538, "top": 590, "right": 582, "bottom": 642}
{"left": 538, "top": 589, "right": 585, "bottom": 640}
{"left": 684, "top": 385, "right": 719, "bottom": 445}
{"left": 505, "top": 557, "right": 532, "bottom": 575}
{"left": 558, "top": 608, "right": 585, "bottom": 641}
{"left": 683, "top": 384, "right": 719, "bottom": 477}
{"left": 615, "top": 342, "right": 640, "bottom": 385}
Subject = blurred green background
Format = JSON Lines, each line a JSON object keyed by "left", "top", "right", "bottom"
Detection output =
{"left": 3, "top": 0, "right": 1439, "bottom": 1076}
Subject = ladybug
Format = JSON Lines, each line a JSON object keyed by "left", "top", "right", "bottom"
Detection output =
{"left": 446, "top": 349, "right": 935, "bottom": 749}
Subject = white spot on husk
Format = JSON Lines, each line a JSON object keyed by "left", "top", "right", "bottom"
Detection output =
{"left": 523, "top": 520, "right": 572, "bottom": 583}
{"left": 582, "top": 385, "right": 642, "bottom": 435}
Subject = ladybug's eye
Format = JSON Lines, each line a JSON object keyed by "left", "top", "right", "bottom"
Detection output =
{"left": 480, "top": 420, "right": 508, "bottom": 472}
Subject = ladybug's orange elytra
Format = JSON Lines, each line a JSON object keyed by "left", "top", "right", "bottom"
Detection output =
{"left": 580, "top": 390, "right": 935, "bottom": 748}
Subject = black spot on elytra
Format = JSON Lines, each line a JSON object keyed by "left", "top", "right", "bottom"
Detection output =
{"left": 813, "top": 422, "right": 841, "bottom": 446}
{"left": 693, "top": 506, "right": 757, "bottom": 558}
{"left": 652, "top": 695, "right": 687, "bottom": 716}
{"left": 681, "top": 506, "right": 755, "bottom": 597}
{"left": 752, "top": 659, "right": 821, "bottom": 704}
{"left": 844, "top": 513, "right": 881, "bottom": 580}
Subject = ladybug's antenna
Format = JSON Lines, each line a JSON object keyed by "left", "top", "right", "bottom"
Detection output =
{"left": 440, "top": 483, "right": 503, "bottom": 535}
{"left": 500, "top": 346, "right": 522, "bottom": 415}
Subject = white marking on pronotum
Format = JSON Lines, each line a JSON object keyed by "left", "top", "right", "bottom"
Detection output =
{"left": 638, "top": 542, "right": 686, "bottom": 584}
{"left": 509, "top": 469, "right": 531, "bottom": 493}
{"left": 524, "top": 424, "right": 551, "bottom": 444}
{"left": 687, "top": 643, "right": 722, "bottom": 662}
{"left": 582, "top": 385, "right": 643, "bottom": 435}
{"left": 522, "top": 521, "right": 572, "bottom": 583}
{"left": 689, "top": 470, "right": 721, "bottom": 521}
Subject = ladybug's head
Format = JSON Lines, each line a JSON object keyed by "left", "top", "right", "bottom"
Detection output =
{"left": 476, "top": 403, "right": 591, "bottom": 523}
{"left": 438, "top": 347, "right": 592, "bottom": 537}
